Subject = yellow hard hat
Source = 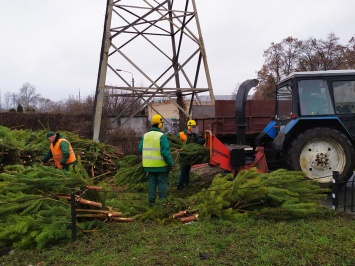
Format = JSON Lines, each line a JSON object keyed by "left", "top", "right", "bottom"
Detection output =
{"left": 151, "top": 114, "right": 163, "bottom": 129}
{"left": 187, "top": 119, "right": 196, "bottom": 130}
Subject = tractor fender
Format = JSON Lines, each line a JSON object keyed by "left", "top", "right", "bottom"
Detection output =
{"left": 262, "top": 120, "right": 277, "bottom": 139}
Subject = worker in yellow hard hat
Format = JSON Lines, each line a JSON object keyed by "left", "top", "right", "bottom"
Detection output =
{"left": 138, "top": 114, "right": 174, "bottom": 204}
{"left": 177, "top": 119, "right": 205, "bottom": 190}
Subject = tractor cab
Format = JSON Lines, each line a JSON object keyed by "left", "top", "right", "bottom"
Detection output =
{"left": 274, "top": 74, "right": 334, "bottom": 120}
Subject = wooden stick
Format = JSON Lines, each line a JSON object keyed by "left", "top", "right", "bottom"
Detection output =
{"left": 77, "top": 213, "right": 109, "bottom": 218}
{"left": 173, "top": 210, "right": 187, "bottom": 219}
{"left": 111, "top": 217, "right": 133, "bottom": 222}
{"left": 108, "top": 212, "right": 122, "bottom": 217}
{"left": 181, "top": 214, "right": 199, "bottom": 223}
{"left": 91, "top": 171, "right": 112, "bottom": 180}
{"left": 84, "top": 185, "right": 103, "bottom": 191}
{"left": 76, "top": 209, "right": 122, "bottom": 217}
{"left": 76, "top": 198, "right": 102, "bottom": 208}
{"left": 56, "top": 195, "right": 102, "bottom": 208}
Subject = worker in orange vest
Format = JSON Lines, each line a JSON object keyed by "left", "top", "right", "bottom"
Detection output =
{"left": 41, "top": 132, "right": 77, "bottom": 171}
{"left": 177, "top": 119, "right": 205, "bottom": 190}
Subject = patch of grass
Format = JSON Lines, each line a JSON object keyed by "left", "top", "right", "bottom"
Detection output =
{"left": 2, "top": 212, "right": 355, "bottom": 266}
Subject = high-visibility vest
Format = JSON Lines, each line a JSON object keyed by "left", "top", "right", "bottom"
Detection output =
{"left": 142, "top": 131, "right": 167, "bottom": 167}
{"left": 179, "top": 131, "right": 196, "bottom": 144}
{"left": 50, "top": 139, "right": 76, "bottom": 169}
{"left": 179, "top": 131, "right": 187, "bottom": 142}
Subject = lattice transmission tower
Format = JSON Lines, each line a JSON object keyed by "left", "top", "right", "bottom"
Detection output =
{"left": 93, "top": 0, "right": 215, "bottom": 141}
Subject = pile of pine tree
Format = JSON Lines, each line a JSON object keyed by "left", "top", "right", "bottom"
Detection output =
{"left": 114, "top": 155, "right": 146, "bottom": 190}
{"left": 0, "top": 160, "right": 105, "bottom": 249}
{"left": 189, "top": 169, "right": 330, "bottom": 220}
{"left": 0, "top": 126, "right": 122, "bottom": 178}
{"left": 0, "top": 127, "right": 333, "bottom": 251}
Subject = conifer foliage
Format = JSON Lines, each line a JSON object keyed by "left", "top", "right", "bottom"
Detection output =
{"left": 0, "top": 160, "right": 105, "bottom": 249}
{"left": 0, "top": 126, "right": 121, "bottom": 177}
{"left": 179, "top": 143, "right": 210, "bottom": 165}
{"left": 114, "top": 155, "right": 146, "bottom": 189}
{"left": 0, "top": 127, "right": 334, "bottom": 251}
{"left": 190, "top": 169, "right": 329, "bottom": 220}
{"left": 112, "top": 134, "right": 210, "bottom": 190}
{"left": 167, "top": 133, "right": 184, "bottom": 150}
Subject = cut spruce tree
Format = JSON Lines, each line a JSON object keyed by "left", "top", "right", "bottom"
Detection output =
{"left": 0, "top": 159, "right": 135, "bottom": 250}
{"left": 0, "top": 126, "right": 122, "bottom": 178}
{"left": 189, "top": 168, "right": 330, "bottom": 220}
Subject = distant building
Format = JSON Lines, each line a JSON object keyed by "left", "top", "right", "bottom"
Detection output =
{"left": 145, "top": 95, "right": 237, "bottom": 132}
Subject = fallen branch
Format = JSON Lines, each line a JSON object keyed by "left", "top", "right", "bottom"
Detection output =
{"left": 181, "top": 214, "right": 199, "bottom": 223}
{"left": 77, "top": 213, "right": 112, "bottom": 219}
{"left": 84, "top": 185, "right": 103, "bottom": 191}
{"left": 56, "top": 195, "right": 102, "bottom": 208}
{"left": 76, "top": 209, "right": 122, "bottom": 217}
{"left": 111, "top": 217, "right": 133, "bottom": 222}
{"left": 173, "top": 210, "right": 187, "bottom": 219}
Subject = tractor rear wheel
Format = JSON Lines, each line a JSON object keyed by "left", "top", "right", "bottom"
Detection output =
{"left": 287, "top": 127, "right": 355, "bottom": 184}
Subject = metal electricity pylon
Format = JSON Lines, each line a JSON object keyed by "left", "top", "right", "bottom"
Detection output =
{"left": 93, "top": 0, "right": 215, "bottom": 142}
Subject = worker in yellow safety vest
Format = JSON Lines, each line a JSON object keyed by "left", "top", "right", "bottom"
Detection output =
{"left": 138, "top": 114, "right": 174, "bottom": 204}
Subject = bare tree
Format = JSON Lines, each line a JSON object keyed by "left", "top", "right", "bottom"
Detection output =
{"left": 17, "top": 82, "right": 41, "bottom": 109}
{"left": 298, "top": 33, "right": 346, "bottom": 71}
{"left": 36, "top": 97, "right": 54, "bottom": 112}
{"left": 255, "top": 37, "right": 301, "bottom": 99}
{"left": 345, "top": 36, "right": 355, "bottom": 69}
{"left": 102, "top": 89, "right": 143, "bottom": 117}
{"left": 316, "top": 33, "right": 346, "bottom": 70}
{"left": 4, "top": 92, "right": 18, "bottom": 110}
{"left": 254, "top": 65, "right": 277, "bottom": 100}
{"left": 254, "top": 33, "right": 355, "bottom": 99}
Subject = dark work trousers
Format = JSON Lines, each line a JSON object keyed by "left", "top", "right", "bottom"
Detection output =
{"left": 62, "top": 161, "right": 77, "bottom": 171}
{"left": 178, "top": 165, "right": 191, "bottom": 190}
{"left": 148, "top": 172, "right": 168, "bottom": 202}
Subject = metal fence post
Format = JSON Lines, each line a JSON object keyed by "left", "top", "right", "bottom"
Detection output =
{"left": 70, "top": 192, "right": 77, "bottom": 242}
{"left": 332, "top": 171, "right": 339, "bottom": 210}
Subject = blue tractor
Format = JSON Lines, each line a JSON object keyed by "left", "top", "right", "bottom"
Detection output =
{"left": 254, "top": 70, "right": 355, "bottom": 185}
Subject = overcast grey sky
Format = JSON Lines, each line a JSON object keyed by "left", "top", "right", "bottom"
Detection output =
{"left": 0, "top": 0, "right": 354, "bottom": 102}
